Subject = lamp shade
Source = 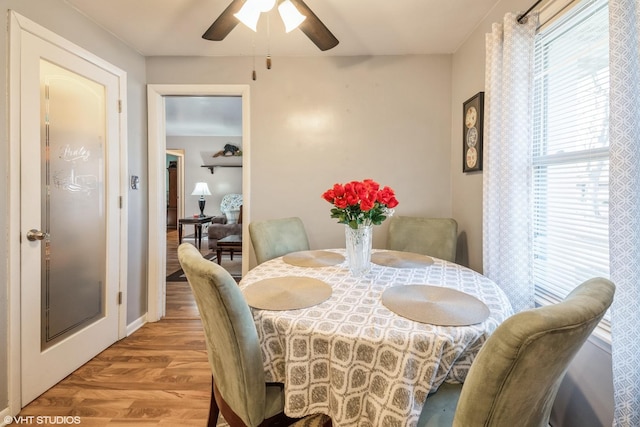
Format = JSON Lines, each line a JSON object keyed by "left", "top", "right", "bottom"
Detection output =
{"left": 234, "top": 0, "right": 263, "bottom": 31}
{"left": 191, "top": 182, "right": 212, "bottom": 197}
{"left": 278, "top": 0, "right": 306, "bottom": 32}
{"left": 235, "top": 0, "right": 280, "bottom": 31}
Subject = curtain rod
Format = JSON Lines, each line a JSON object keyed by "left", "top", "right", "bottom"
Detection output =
{"left": 518, "top": 0, "right": 545, "bottom": 23}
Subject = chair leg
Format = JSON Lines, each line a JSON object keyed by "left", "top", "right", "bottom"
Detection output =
{"left": 214, "top": 382, "right": 249, "bottom": 426}
{"left": 211, "top": 381, "right": 329, "bottom": 427}
{"left": 207, "top": 376, "right": 220, "bottom": 427}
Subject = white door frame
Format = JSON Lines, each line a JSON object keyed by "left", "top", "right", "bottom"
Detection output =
{"left": 7, "top": 11, "right": 128, "bottom": 413}
{"left": 146, "top": 85, "right": 251, "bottom": 322}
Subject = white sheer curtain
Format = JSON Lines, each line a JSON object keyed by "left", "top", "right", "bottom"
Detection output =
{"left": 610, "top": 1, "right": 640, "bottom": 425}
{"left": 483, "top": 13, "right": 538, "bottom": 313}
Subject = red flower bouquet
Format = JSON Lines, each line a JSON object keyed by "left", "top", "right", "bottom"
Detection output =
{"left": 322, "top": 179, "right": 399, "bottom": 229}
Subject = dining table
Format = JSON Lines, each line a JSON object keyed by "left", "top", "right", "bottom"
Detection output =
{"left": 238, "top": 249, "right": 514, "bottom": 427}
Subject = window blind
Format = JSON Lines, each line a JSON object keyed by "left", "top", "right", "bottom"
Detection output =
{"left": 531, "top": 0, "right": 610, "bottom": 326}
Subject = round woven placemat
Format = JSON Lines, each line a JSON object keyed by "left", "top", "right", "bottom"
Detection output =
{"left": 371, "top": 251, "right": 434, "bottom": 268}
{"left": 283, "top": 250, "right": 345, "bottom": 267}
{"left": 381, "top": 285, "right": 490, "bottom": 326}
{"left": 243, "top": 276, "right": 332, "bottom": 311}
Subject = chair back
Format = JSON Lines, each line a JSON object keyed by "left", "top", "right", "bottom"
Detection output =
{"left": 178, "top": 243, "right": 266, "bottom": 426}
{"left": 249, "top": 217, "right": 310, "bottom": 264}
{"left": 387, "top": 216, "right": 458, "bottom": 262}
{"left": 452, "top": 277, "right": 615, "bottom": 427}
{"left": 221, "top": 193, "right": 243, "bottom": 224}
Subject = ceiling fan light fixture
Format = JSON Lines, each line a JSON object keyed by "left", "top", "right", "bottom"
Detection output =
{"left": 278, "top": 0, "right": 306, "bottom": 33}
{"left": 234, "top": 0, "right": 262, "bottom": 31}
{"left": 204, "top": 0, "right": 339, "bottom": 51}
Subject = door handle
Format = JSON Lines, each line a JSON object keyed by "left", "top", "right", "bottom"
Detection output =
{"left": 26, "top": 229, "right": 48, "bottom": 241}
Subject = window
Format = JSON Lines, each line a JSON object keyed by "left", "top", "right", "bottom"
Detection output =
{"left": 531, "top": 0, "right": 610, "bottom": 330}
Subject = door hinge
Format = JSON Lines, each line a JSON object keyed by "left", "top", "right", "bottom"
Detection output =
{"left": 118, "top": 292, "right": 123, "bottom": 305}
{"left": 118, "top": 99, "right": 122, "bottom": 113}
{"left": 119, "top": 196, "right": 123, "bottom": 209}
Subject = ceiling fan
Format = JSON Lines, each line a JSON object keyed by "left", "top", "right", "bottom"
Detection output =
{"left": 202, "top": 0, "right": 339, "bottom": 51}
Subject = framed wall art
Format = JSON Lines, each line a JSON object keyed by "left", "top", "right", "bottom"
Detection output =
{"left": 462, "top": 92, "right": 484, "bottom": 172}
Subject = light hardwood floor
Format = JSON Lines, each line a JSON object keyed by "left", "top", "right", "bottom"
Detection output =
{"left": 165, "top": 229, "right": 205, "bottom": 320}
{"left": 11, "top": 230, "right": 224, "bottom": 426}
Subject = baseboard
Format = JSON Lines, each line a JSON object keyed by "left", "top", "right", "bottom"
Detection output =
{"left": 126, "top": 314, "right": 147, "bottom": 336}
{"left": 1, "top": 406, "right": 12, "bottom": 427}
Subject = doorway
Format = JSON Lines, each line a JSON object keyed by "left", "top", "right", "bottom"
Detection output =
{"left": 165, "top": 149, "right": 185, "bottom": 229}
{"left": 146, "top": 85, "right": 251, "bottom": 321}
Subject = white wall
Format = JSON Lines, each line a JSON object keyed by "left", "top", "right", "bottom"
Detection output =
{"left": 450, "top": 1, "right": 614, "bottom": 425}
{"left": 148, "top": 55, "right": 453, "bottom": 251}
{"left": 166, "top": 135, "right": 243, "bottom": 217}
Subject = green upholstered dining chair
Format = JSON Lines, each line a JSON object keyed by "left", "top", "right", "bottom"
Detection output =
{"left": 249, "top": 217, "right": 310, "bottom": 264}
{"left": 178, "top": 243, "right": 331, "bottom": 427}
{"left": 387, "top": 216, "right": 458, "bottom": 262}
{"left": 416, "top": 277, "right": 615, "bottom": 427}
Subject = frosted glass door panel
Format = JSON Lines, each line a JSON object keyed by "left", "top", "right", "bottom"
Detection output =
{"left": 40, "top": 59, "right": 106, "bottom": 349}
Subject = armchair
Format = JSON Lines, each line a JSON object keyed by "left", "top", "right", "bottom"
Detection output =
{"left": 208, "top": 194, "right": 243, "bottom": 251}
{"left": 416, "top": 277, "right": 615, "bottom": 427}
{"left": 249, "top": 217, "right": 310, "bottom": 265}
{"left": 387, "top": 216, "right": 458, "bottom": 262}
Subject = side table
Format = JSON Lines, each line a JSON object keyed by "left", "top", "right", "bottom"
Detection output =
{"left": 216, "top": 234, "right": 242, "bottom": 265}
{"left": 178, "top": 216, "right": 213, "bottom": 249}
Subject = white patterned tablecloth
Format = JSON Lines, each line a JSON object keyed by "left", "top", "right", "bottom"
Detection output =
{"left": 239, "top": 250, "right": 513, "bottom": 427}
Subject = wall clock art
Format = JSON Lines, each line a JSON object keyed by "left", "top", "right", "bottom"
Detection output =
{"left": 463, "top": 92, "right": 484, "bottom": 173}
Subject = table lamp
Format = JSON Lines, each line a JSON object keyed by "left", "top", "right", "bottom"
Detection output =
{"left": 191, "top": 182, "right": 212, "bottom": 217}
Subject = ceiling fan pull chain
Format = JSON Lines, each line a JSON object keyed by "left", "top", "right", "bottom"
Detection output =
{"left": 266, "top": 13, "right": 272, "bottom": 70}
{"left": 251, "top": 33, "right": 257, "bottom": 81}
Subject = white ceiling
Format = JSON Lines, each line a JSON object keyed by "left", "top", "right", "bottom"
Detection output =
{"left": 63, "top": 0, "right": 501, "bottom": 57}
{"left": 63, "top": 0, "right": 501, "bottom": 136}
{"left": 165, "top": 96, "right": 243, "bottom": 136}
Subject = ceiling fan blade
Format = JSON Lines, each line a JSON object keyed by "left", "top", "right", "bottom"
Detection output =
{"left": 290, "top": 0, "right": 339, "bottom": 51}
{"left": 202, "top": 0, "right": 244, "bottom": 41}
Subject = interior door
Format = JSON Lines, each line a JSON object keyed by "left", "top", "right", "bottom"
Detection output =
{"left": 20, "top": 31, "right": 122, "bottom": 405}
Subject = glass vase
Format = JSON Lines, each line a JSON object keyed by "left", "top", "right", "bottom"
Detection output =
{"left": 345, "top": 224, "right": 373, "bottom": 277}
